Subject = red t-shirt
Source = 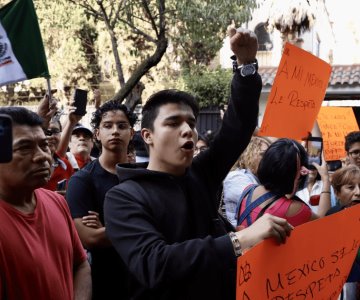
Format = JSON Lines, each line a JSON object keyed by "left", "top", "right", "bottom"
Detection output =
{"left": 43, "top": 153, "right": 74, "bottom": 191}
{"left": 0, "top": 188, "right": 87, "bottom": 299}
{"left": 74, "top": 153, "right": 92, "bottom": 169}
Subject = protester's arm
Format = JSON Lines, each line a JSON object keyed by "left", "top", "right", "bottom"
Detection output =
{"left": 66, "top": 172, "right": 111, "bottom": 249}
{"left": 104, "top": 186, "right": 292, "bottom": 289}
{"left": 311, "top": 157, "right": 331, "bottom": 218}
{"left": 82, "top": 211, "right": 102, "bottom": 228}
{"left": 193, "top": 29, "right": 261, "bottom": 186}
{"left": 57, "top": 107, "right": 82, "bottom": 158}
{"left": 105, "top": 186, "right": 235, "bottom": 288}
{"left": 56, "top": 192, "right": 92, "bottom": 300}
{"left": 73, "top": 218, "right": 111, "bottom": 249}
{"left": 36, "top": 95, "right": 58, "bottom": 129}
{"left": 73, "top": 259, "right": 92, "bottom": 300}
{"left": 235, "top": 213, "right": 293, "bottom": 249}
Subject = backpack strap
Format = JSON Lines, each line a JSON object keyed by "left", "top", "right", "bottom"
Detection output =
{"left": 237, "top": 187, "right": 277, "bottom": 226}
{"left": 255, "top": 195, "right": 282, "bottom": 221}
{"left": 235, "top": 184, "right": 258, "bottom": 223}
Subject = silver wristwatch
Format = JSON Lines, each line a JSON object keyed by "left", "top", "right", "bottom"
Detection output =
{"left": 237, "top": 61, "right": 258, "bottom": 77}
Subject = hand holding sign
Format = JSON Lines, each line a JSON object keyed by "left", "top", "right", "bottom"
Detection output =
{"left": 236, "top": 205, "right": 360, "bottom": 299}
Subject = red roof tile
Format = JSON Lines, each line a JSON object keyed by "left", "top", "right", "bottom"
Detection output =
{"left": 259, "top": 65, "right": 360, "bottom": 87}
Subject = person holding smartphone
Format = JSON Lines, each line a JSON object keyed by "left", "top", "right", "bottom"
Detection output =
{"left": 296, "top": 137, "right": 337, "bottom": 214}
{"left": 36, "top": 100, "right": 74, "bottom": 193}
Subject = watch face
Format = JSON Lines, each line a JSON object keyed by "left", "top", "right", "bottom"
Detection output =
{"left": 240, "top": 64, "right": 256, "bottom": 77}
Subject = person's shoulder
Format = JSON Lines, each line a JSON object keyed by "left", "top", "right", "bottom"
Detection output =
{"left": 224, "top": 168, "right": 256, "bottom": 183}
{"left": 75, "top": 159, "right": 98, "bottom": 176}
{"left": 36, "top": 187, "right": 63, "bottom": 199}
{"left": 35, "top": 188, "right": 67, "bottom": 208}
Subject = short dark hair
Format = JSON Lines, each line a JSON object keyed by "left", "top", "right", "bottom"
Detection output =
{"left": 345, "top": 131, "right": 360, "bottom": 152}
{"left": 141, "top": 89, "right": 199, "bottom": 131}
{"left": 257, "top": 138, "right": 308, "bottom": 195}
{"left": 90, "top": 100, "right": 137, "bottom": 130}
{"left": 0, "top": 106, "right": 43, "bottom": 127}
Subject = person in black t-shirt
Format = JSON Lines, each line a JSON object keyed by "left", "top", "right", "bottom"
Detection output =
{"left": 66, "top": 100, "right": 136, "bottom": 299}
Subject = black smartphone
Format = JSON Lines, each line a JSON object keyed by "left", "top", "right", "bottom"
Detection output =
{"left": 307, "top": 137, "right": 323, "bottom": 169}
{"left": 327, "top": 160, "right": 342, "bottom": 172}
{"left": 0, "top": 114, "right": 12, "bottom": 163}
{"left": 73, "top": 88, "right": 88, "bottom": 116}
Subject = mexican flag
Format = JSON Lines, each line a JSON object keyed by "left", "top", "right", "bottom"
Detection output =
{"left": 0, "top": 0, "right": 49, "bottom": 87}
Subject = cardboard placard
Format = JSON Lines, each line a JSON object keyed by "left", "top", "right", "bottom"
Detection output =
{"left": 236, "top": 205, "right": 360, "bottom": 299}
{"left": 317, "top": 107, "right": 359, "bottom": 161}
{"left": 259, "top": 43, "right": 332, "bottom": 140}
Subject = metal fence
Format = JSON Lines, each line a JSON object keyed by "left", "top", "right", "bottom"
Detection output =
{"left": 197, "top": 107, "right": 222, "bottom": 135}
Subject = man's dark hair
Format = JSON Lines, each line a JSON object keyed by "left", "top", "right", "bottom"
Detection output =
{"left": 0, "top": 106, "right": 43, "bottom": 127}
{"left": 90, "top": 100, "right": 137, "bottom": 130}
{"left": 345, "top": 131, "right": 360, "bottom": 152}
{"left": 141, "top": 89, "right": 199, "bottom": 131}
{"left": 257, "top": 138, "right": 308, "bottom": 195}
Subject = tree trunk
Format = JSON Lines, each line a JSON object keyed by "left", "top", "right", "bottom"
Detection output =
{"left": 111, "top": 35, "right": 168, "bottom": 106}
{"left": 125, "top": 81, "right": 145, "bottom": 111}
{"left": 109, "top": 29, "right": 126, "bottom": 88}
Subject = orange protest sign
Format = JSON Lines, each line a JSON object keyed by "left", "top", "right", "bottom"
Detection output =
{"left": 236, "top": 205, "right": 360, "bottom": 300}
{"left": 317, "top": 107, "right": 359, "bottom": 161}
{"left": 259, "top": 43, "right": 332, "bottom": 140}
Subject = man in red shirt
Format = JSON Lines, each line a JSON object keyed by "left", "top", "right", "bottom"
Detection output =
{"left": 0, "top": 106, "right": 91, "bottom": 300}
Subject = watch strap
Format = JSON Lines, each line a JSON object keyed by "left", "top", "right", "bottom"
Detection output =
{"left": 232, "top": 58, "right": 258, "bottom": 75}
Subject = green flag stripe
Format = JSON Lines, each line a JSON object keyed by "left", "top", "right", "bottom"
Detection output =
{"left": 0, "top": 0, "right": 49, "bottom": 79}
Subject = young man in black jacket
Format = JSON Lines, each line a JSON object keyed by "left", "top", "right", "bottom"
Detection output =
{"left": 104, "top": 28, "right": 293, "bottom": 299}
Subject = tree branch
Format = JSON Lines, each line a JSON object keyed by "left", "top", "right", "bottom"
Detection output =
{"left": 110, "top": 1, "right": 127, "bottom": 29}
{"left": 68, "top": 0, "right": 103, "bottom": 21}
{"left": 109, "top": 0, "right": 167, "bottom": 104}
{"left": 141, "top": 0, "right": 159, "bottom": 38}
{"left": 97, "top": 0, "right": 126, "bottom": 87}
{"left": 110, "top": 31, "right": 168, "bottom": 103}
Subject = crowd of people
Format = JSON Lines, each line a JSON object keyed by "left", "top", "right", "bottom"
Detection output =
{"left": 0, "top": 27, "right": 358, "bottom": 300}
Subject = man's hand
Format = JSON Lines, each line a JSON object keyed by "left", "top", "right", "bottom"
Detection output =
{"left": 82, "top": 211, "right": 103, "bottom": 229}
{"left": 37, "top": 94, "right": 58, "bottom": 129}
{"left": 229, "top": 28, "right": 258, "bottom": 65}
{"left": 66, "top": 105, "right": 83, "bottom": 125}
{"left": 235, "top": 214, "right": 293, "bottom": 251}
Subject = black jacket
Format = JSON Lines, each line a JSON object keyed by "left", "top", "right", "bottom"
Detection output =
{"left": 104, "top": 71, "right": 262, "bottom": 299}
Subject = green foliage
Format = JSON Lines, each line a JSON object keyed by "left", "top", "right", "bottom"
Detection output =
{"left": 182, "top": 67, "right": 233, "bottom": 108}
{"left": 170, "top": 0, "right": 257, "bottom": 68}
{"left": 34, "top": 0, "right": 98, "bottom": 88}
{"left": 4, "top": 0, "right": 256, "bottom": 107}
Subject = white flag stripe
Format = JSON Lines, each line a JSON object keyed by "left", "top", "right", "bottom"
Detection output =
{"left": 0, "top": 21, "right": 27, "bottom": 86}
